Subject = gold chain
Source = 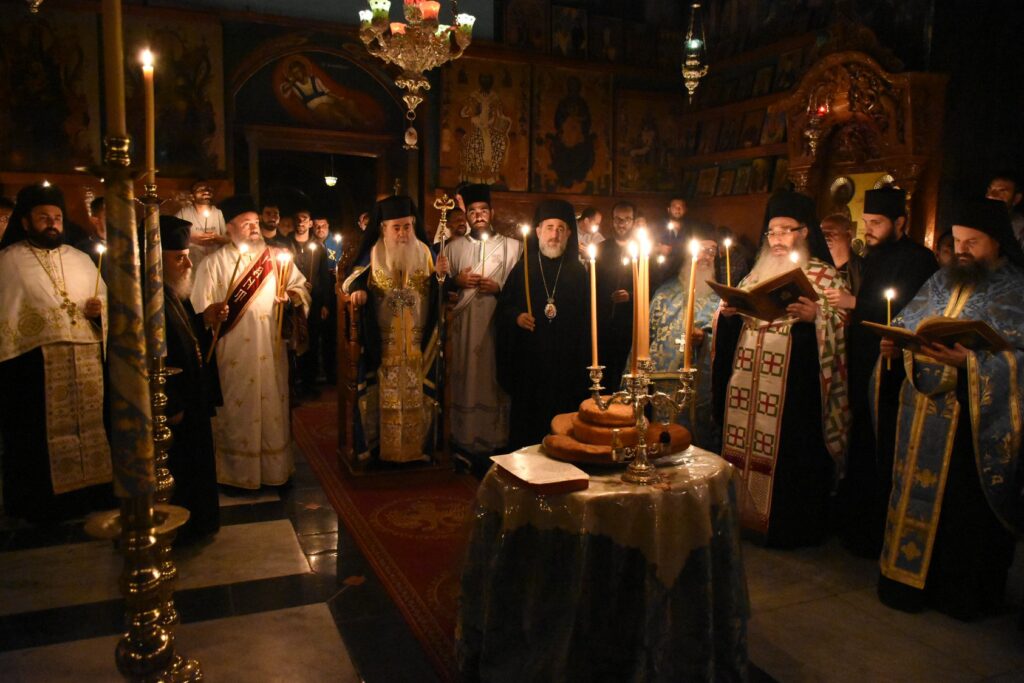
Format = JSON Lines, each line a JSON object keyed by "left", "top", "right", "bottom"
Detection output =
{"left": 28, "top": 245, "right": 79, "bottom": 325}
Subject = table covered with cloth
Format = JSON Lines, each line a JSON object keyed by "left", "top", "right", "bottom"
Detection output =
{"left": 456, "top": 444, "right": 749, "bottom": 682}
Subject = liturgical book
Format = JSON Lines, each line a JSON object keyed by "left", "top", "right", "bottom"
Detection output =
{"left": 707, "top": 267, "right": 819, "bottom": 322}
{"left": 862, "top": 316, "right": 1011, "bottom": 353}
{"left": 491, "top": 452, "right": 590, "bottom": 494}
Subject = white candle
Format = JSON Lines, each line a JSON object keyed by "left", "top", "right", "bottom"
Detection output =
{"left": 140, "top": 49, "right": 155, "bottom": 185}
{"left": 588, "top": 243, "right": 598, "bottom": 366}
{"left": 723, "top": 237, "right": 732, "bottom": 286}
{"left": 94, "top": 243, "right": 107, "bottom": 297}
{"left": 520, "top": 225, "right": 532, "bottom": 317}
{"left": 683, "top": 239, "right": 700, "bottom": 370}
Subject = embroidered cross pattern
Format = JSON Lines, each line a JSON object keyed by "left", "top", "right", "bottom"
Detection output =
{"left": 736, "top": 347, "right": 755, "bottom": 371}
{"left": 806, "top": 266, "right": 833, "bottom": 288}
{"left": 752, "top": 429, "right": 775, "bottom": 456}
{"left": 725, "top": 424, "right": 747, "bottom": 448}
{"left": 756, "top": 390, "right": 779, "bottom": 417}
{"left": 759, "top": 350, "right": 785, "bottom": 377}
{"left": 729, "top": 386, "right": 751, "bottom": 410}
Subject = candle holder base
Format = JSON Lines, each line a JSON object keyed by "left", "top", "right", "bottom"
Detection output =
{"left": 622, "top": 459, "right": 662, "bottom": 485}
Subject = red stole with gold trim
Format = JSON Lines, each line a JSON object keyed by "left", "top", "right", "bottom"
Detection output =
{"left": 222, "top": 247, "right": 273, "bottom": 338}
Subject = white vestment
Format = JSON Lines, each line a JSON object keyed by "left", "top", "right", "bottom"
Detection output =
{"left": 191, "top": 242, "right": 310, "bottom": 489}
{"left": 443, "top": 232, "right": 521, "bottom": 454}
{"left": 0, "top": 243, "right": 110, "bottom": 493}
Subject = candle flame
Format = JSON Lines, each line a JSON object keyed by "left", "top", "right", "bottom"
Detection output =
{"left": 140, "top": 48, "right": 154, "bottom": 69}
{"left": 202, "top": 208, "right": 210, "bottom": 218}
{"left": 481, "top": 232, "right": 489, "bottom": 242}
{"left": 41, "top": 180, "right": 50, "bottom": 187}
{"left": 689, "top": 239, "right": 701, "bottom": 259}
{"left": 239, "top": 243, "right": 250, "bottom": 254}
{"left": 723, "top": 237, "right": 732, "bottom": 248}
{"left": 657, "top": 254, "right": 666, "bottom": 265}
{"left": 276, "top": 251, "right": 292, "bottom": 264}
{"left": 519, "top": 223, "right": 531, "bottom": 237}
{"left": 627, "top": 241, "right": 638, "bottom": 260}
{"left": 587, "top": 243, "right": 597, "bottom": 261}
{"left": 333, "top": 232, "right": 342, "bottom": 243}
{"left": 308, "top": 242, "right": 317, "bottom": 251}
{"left": 95, "top": 243, "right": 107, "bottom": 254}
{"left": 789, "top": 251, "right": 799, "bottom": 263}
{"left": 621, "top": 257, "right": 630, "bottom": 267}
{"left": 884, "top": 288, "right": 896, "bottom": 300}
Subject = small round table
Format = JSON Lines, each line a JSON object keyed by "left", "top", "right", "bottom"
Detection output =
{"left": 457, "top": 445, "right": 749, "bottom": 682}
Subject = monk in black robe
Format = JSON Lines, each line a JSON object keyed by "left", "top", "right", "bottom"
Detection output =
{"left": 497, "top": 199, "right": 590, "bottom": 450}
{"left": 833, "top": 188, "right": 937, "bottom": 556}
{"left": 594, "top": 201, "right": 637, "bottom": 392}
{"left": 160, "top": 216, "right": 222, "bottom": 542}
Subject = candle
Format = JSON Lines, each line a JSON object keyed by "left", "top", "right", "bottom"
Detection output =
{"left": 479, "top": 231, "right": 489, "bottom": 275}
{"left": 637, "top": 232, "right": 651, "bottom": 361}
{"left": 101, "top": 0, "right": 127, "bottom": 137}
{"left": 140, "top": 49, "right": 155, "bottom": 185}
{"left": 885, "top": 288, "right": 896, "bottom": 370}
{"left": 520, "top": 225, "right": 532, "bottom": 317}
{"left": 420, "top": 1, "right": 440, "bottom": 21}
{"left": 683, "top": 239, "right": 700, "bottom": 370}
{"left": 628, "top": 240, "right": 639, "bottom": 374}
{"left": 276, "top": 251, "right": 292, "bottom": 336}
{"left": 723, "top": 237, "right": 732, "bottom": 286}
{"left": 588, "top": 243, "right": 598, "bottom": 367}
{"left": 94, "top": 243, "right": 107, "bottom": 297}
{"left": 207, "top": 242, "right": 249, "bottom": 361}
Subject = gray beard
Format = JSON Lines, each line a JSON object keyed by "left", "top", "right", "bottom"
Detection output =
{"left": 167, "top": 269, "right": 194, "bottom": 300}
{"left": 745, "top": 242, "right": 809, "bottom": 286}
{"left": 678, "top": 261, "right": 716, "bottom": 299}
{"left": 539, "top": 241, "right": 567, "bottom": 259}
{"left": 384, "top": 239, "right": 421, "bottom": 275}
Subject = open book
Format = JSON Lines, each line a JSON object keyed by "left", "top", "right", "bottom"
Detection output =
{"left": 490, "top": 452, "right": 590, "bottom": 494}
{"left": 707, "top": 268, "right": 819, "bottom": 322}
{"left": 861, "top": 316, "right": 1011, "bottom": 353}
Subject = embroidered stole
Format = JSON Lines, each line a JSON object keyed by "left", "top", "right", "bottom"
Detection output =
{"left": 880, "top": 284, "right": 973, "bottom": 589}
{"left": 222, "top": 248, "right": 273, "bottom": 339}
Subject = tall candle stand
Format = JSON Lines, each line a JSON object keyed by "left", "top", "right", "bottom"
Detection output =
{"left": 586, "top": 337, "right": 697, "bottom": 485}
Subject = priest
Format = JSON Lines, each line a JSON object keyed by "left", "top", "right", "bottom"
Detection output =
{"left": 442, "top": 184, "right": 521, "bottom": 464}
{"left": 191, "top": 195, "right": 310, "bottom": 489}
{"left": 873, "top": 198, "right": 1024, "bottom": 620}
{"left": 341, "top": 195, "right": 439, "bottom": 463}
{"left": 160, "top": 215, "right": 221, "bottom": 541}
{"left": 712, "top": 190, "right": 850, "bottom": 547}
{"left": 496, "top": 199, "right": 590, "bottom": 450}
{"left": 647, "top": 221, "right": 722, "bottom": 451}
{"left": 0, "top": 183, "right": 111, "bottom": 522}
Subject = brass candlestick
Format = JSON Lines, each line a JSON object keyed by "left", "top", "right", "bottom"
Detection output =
{"left": 587, "top": 338, "right": 697, "bottom": 485}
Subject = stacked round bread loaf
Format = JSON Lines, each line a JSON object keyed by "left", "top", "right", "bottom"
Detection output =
{"left": 542, "top": 398, "right": 691, "bottom": 465}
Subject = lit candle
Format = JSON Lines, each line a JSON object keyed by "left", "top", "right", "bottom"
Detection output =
{"left": 789, "top": 250, "right": 800, "bottom": 265}
{"left": 885, "top": 288, "right": 896, "bottom": 370}
{"left": 390, "top": 22, "right": 406, "bottom": 34}
{"left": 276, "top": 251, "right": 292, "bottom": 336}
{"left": 588, "top": 243, "right": 598, "bottom": 367}
{"left": 420, "top": 0, "right": 440, "bottom": 21}
{"left": 140, "top": 49, "right": 155, "bottom": 185}
{"left": 207, "top": 242, "right": 249, "bottom": 361}
{"left": 101, "top": 0, "right": 127, "bottom": 137}
{"left": 637, "top": 232, "right": 651, "bottom": 362}
{"left": 628, "top": 240, "right": 639, "bottom": 374}
{"left": 683, "top": 239, "right": 700, "bottom": 370}
{"left": 657, "top": 254, "right": 666, "bottom": 265}
{"left": 520, "top": 225, "right": 532, "bottom": 317}
{"left": 479, "top": 231, "right": 489, "bottom": 275}
{"left": 723, "top": 237, "right": 732, "bottom": 286}
{"left": 94, "top": 243, "right": 107, "bottom": 297}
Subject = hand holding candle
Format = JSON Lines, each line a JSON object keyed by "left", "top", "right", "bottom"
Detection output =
{"left": 520, "top": 224, "right": 532, "bottom": 316}
{"left": 683, "top": 239, "right": 700, "bottom": 370}
{"left": 588, "top": 243, "right": 598, "bottom": 367}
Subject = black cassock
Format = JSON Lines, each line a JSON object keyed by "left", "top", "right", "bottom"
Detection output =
{"left": 594, "top": 239, "right": 634, "bottom": 392}
{"left": 839, "top": 237, "right": 936, "bottom": 556}
{"left": 291, "top": 237, "right": 336, "bottom": 391}
{"left": 164, "top": 289, "right": 222, "bottom": 541}
{"left": 497, "top": 251, "right": 591, "bottom": 451}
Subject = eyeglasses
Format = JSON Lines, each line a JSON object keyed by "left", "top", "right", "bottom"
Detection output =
{"left": 763, "top": 226, "right": 805, "bottom": 238}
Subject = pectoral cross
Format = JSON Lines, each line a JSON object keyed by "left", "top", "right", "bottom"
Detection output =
{"left": 675, "top": 334, "right": 686, "bottom": 356}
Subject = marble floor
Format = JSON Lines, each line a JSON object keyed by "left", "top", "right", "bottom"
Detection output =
{"left": 1, "top": 452, "right": 1022, "bottom": 682}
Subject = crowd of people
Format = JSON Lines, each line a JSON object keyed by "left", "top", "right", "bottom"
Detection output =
{"left": 0, "top": 170, "right": 1021, "bottom": 624}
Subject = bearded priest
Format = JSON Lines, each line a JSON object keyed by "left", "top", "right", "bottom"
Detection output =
{"left": 191, "top": 195, "right": 310, "bottom": 489}
{"left": 496, "top": 199, "right": 590, "bottom": 450}
{"left": 342, "top": 195, "right": 440, "bottom": 463}
{"left": 712, "top": 190, "right": 850, "bottom": 548}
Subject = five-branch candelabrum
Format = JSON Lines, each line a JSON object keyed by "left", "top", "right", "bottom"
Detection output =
{"left": 587, "top": 338, "right": 697, "bottom": 485}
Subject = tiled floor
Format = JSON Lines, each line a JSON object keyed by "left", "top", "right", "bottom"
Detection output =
{"left": 1, "top": 451, "right": 1022, "bottom": 682}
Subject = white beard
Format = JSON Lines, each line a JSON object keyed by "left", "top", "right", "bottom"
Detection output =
{"left": 678, "top": 260, "right": 716, "bottom": 299}
{"left": 539, "top": 241, "right": 567, "bottom": 258}
{"left": 167, "top": 269, "right": 194, "bottom": 300}
{"left": 744, "top": 242, "right": 809, "bottom": 286}
{"left": 383, "top": 239, "right": 421, "bottom": 276}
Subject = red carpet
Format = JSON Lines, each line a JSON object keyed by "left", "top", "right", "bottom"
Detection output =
{"left": 292, "top": 394, "right": 478, "bottom": 681}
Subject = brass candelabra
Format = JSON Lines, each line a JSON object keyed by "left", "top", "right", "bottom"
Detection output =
{"left": 587, "top": 352, "right": 697, "bottom": 485}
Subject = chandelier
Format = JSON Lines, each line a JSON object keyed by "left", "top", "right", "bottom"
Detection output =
{"left": 359, "top": 0, "right": 474, "bottom": 149}
{"left": 681, "top": 2, "right": 709, "bottom": 101}
{"left": 26, "top": 0, "right": 44, "bottom": 13}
